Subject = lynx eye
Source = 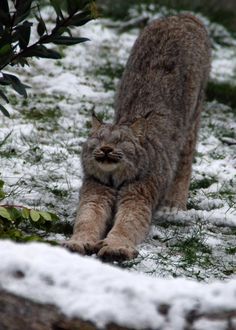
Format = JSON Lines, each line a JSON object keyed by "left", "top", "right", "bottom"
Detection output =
{"left": 87, "top": 136, "right": 99, "bottom": 149}
{"left": 109, "top": 131, "right": 121, "bottom": 145}
{"left": 119, "top": 141, "right": 135, "bottom": 152}
{"left": 110, "top": 137, "right": 120, "bottom": 145}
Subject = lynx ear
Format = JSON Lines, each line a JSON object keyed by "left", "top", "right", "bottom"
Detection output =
{"left": 91, "top": 111, "right": 102, "bottom": 132}
{"left": 130, "top": 117, "right": 146, "bottom": 138}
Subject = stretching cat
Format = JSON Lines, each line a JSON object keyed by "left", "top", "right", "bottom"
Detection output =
{"left": 63, "top": 14, "right": 211, "bottom": 261}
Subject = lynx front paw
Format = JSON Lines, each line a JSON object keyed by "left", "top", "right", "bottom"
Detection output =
{"left": 61, "top": 239, "right": 97, "bottom": 255}
{"left": 95, "top": 239, "right": 138, "bottom": 262}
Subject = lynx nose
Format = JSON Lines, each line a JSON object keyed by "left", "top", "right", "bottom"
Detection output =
{"left": 100, "top": 146, "right": 113, "bottom": 154}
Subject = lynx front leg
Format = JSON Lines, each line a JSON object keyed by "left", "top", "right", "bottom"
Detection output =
{"left": 96, "top": 181, "right": 155, "bottom": 261}
{"left": 62, "top": 179, "right": 116, "bottom": 255}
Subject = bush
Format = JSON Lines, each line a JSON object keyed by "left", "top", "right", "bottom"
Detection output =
{"left": 0, "top": 0, "right": 97, "bottom": 117}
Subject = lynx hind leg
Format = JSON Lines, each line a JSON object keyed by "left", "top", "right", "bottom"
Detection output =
{"left": 163, "top": 115, "right": 201, "bottom": 211}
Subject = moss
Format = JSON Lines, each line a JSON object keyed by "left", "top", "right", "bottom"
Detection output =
{"left": 206, "top": 81, "right": 236, "bottom": 112}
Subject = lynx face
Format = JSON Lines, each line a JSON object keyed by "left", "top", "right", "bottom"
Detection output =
{"left": 82, "top": 116, "right": 149, "bottom": 186}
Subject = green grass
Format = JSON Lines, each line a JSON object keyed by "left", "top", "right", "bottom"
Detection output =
{"left": 48, "top": 187, "right": 70, "bottom": 198}
{"left": 22, "top": 106, "right": 62, "bottom": 122}
{"left": 176, "top": 237, "right": 212, "bottom": 266}
{"left": 98, "top": 0, "right": 236, "bottom": 33}
{"left": 190, "top": 176, "right": 218, "bottom": 191}
{"left": 94, "top": 61, "right": 124, "bottom": 91}
{"left": 0, "top": 148, "right": 17, "bottom": 158}
{"left": 225, "top": 246, "right": 236, "bottom": 255}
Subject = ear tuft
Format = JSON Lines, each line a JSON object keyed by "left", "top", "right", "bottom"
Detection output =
{"left": 91, "top": 111, "right": 102, "bottom": 132}
{"left": 130, "top": 117, "right": 146, "bottom": 139}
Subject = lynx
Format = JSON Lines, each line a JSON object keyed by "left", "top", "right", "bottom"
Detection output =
{"left": 63, "top": 14, "right": 211, "bottom": 261}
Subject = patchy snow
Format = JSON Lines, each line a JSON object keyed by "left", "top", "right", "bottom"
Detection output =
{"left": 0, "top": 240, "right": 236, "bottom": 330}
{"left": 0, "top": 5, "right": 235, "bottom": 282}
{"left": 211, "top": 46, "right": 236, "bottom": 82}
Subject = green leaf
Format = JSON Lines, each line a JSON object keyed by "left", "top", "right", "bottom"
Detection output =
{"left": 2, "top": 73, "right": 28, "bottom": 98}
{"left": 0, "top": 0, "right": 9, "bottom": 14}
{"left": 14, "top": 0, "right": 33, "bottom": 25}
{"left": 0, "top": 207, "right": 12, "bottom": 221}
{"left": 37, "top": 18, "right": 46, "bottom": 37}
{"left": 66, "top": 0, "right": 77, "bottom": 15}
{"left": 0, "top": 180, "right": 4, "bottom": 189}
{"left": 23, "top": 45, "right": 61, "bottom": 59}
{"left": 30, "top": 209, "right": 40, "bottom": 222}
{"left": 0, "top": 190, "right": 5, "bottom": 199}
{"left": 50, "top": 0, "right": 64, "bottom": 19}
{"left": 3, "top": 228, "right": 23, "bottom": 240}
{"left": 0, "top": 78, "right": 10, "bottom": 86}
{"left": 66, "top": 0, "right": 90, "bottom": 15}
{"left": 52, "top": 36, "right": 90, "bottom": 45}
{"left": 9, "top": 229, "right": 22, "bottom": 239}
{"left": 50, "top": 212, "right": 59, "bottom": 221}
{"left": 0, "top": 90, "right": 9, "bottom": 103}
{"left": 39, "top": 211, "right": 52, "bottom": 221}
{"left": 0, "top": 104, "right": 10, "bottom": 117}
{"left": 68, "top": 11, "right": 91, "bottom": 27}
{"left": 22, "top": 207, "right": 30, "bottom": 219}
{"left": 9, "top": 207, "right": 22, "bottom": 221}
{"left": 24, "top": 235, "right": 43, "bottom": 242}
{"left": 66, "top": 0, "right": 90, "bottom": 13}
{"left": 0, "top": 32, "right": 13, "bottom": 67}
{"left": 0, "top": 44, "right": 11, "bottom": 56}
{"left": 0, "top": 1, "right": 10, "bottom": 26}
{"left": 15, "top": 21, "right": 32, "bottom": 49}
{"left": 0, "top": 10, "right": 10, "bottom": 27}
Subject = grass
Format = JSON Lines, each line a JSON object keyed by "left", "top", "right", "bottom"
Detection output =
{"left": 175, "top": 237, "right": 212, "bottom": 265}
{"left": 94, "top": 61, "right": 124, "bottom": 91}
{"left": 190, "top": 176, "right": 218, "bottom": 191}
{"left": 22, "top": 106, "right": 62, "bottom": 122}
{"left": 225, "top": 247, "right": 236, "bottom": 255}
{"left": 97, "top": 0, "right": 236, "bottom": 33}
{"left": 206, "top": 81, "right": 236, "bottom": 113}
{"left": 0, "top": 148, "right": 17, "bottom": 159}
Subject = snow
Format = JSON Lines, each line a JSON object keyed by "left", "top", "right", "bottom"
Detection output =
{"left": 0, "top": 4, "right": 235, "bottom": 324}
{"left": 0, "top": 240, "right": 236, "bottom": 329}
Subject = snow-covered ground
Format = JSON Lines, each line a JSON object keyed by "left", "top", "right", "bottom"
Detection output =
{"left": 0, "top": 5, "right": 235, "bottom": 324}
{"left": 0, "top": 240, "right": 236, "bottom": 330}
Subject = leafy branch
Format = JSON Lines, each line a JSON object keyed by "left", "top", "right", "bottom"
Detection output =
{"left": 0, "top": 203, "right": 59, "bottom": 242}
{"left": 0, "top": 0, "right": 97, "bottom": 117}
